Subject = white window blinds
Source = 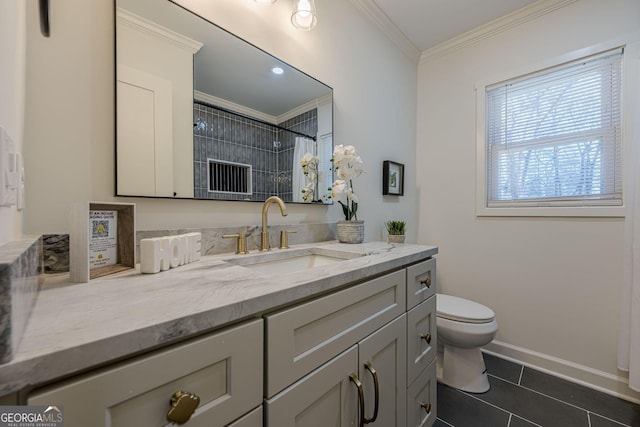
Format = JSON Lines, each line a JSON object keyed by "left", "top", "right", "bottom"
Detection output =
{"left": 485, "top": 48, "right": 623, "bottom": 208}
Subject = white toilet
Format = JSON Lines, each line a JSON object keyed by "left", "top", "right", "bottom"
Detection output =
{"left": 436, "top": 293, "right": 498, "bottom": 393}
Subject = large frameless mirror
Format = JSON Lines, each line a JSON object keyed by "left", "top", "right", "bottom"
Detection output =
{"left": 115, "top": 0, "right": 333, "bottom": 204}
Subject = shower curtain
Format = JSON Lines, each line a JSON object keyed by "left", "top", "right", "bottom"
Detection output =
{"left": 292, "top": 137, "right": 316, "bottom": 202}
{"left": 618, "top": 61, "right": 640, "bottom": 392}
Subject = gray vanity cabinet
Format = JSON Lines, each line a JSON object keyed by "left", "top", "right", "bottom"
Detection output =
{"left": 264, "top": 269, "right": 411, "bottom": 426}
{"left": 265, "top": 345, "right": 359, "bottom": 426}
{"left": 23, "top": 252, "right": 438, "bottom": 427}
{"left": 406, "top": 259, "right": 438, "bottom": 427}
{"left": 407, "top": 258, "right": 436, "bottom": 309}
{"left": 265, "top": 315, "right": 407, "bottom": 427}
{"left": 264, "top": 269, "right": 407, "bottom": 398}
{"left": 357, "top": 314, "right": 408, "bottom": 426}
{"left": 27, "top": 319, "right": 263, "bottom": 427}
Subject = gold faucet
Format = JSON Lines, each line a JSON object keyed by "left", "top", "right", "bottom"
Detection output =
{"left": 261, "top": 196, "right": 287, "bottom": 251}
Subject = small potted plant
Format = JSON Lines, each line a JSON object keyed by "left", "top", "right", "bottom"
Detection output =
{"left": 385, "top": 220, "right": 406, "bottom": 244}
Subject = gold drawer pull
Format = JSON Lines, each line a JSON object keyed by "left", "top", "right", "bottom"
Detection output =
{"left": 363, "top": 362, "right": 380, "bottom": 424}
{"left": 420, "top": 401, "right": 432, "bottom": 413}
{"left": 167, "top": 390, "right": 200, "bottom": 425}
{"left": 420, "top": 333, "right": 432, "bottom": 344}
{"left": 349, "top": 374, "right": 366, "bottom": 427}
{"left": 420, "top": 276, "right": 432, "bottom": 288}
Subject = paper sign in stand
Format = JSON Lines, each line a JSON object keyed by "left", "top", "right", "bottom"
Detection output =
{"left": 70, "top": 202, "right": 136, "bottom": 283}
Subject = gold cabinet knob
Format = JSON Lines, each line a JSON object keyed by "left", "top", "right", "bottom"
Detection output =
{"left": 420, "top": 275, "right": 432, "bottom": 288}
{"left": 167, "top": 390, "right": 200, "bottom": 425}
{"left": 420, "top": 401, "right": 432, "bottom": 413}
{"left": 420, "top": 333, "right": 432, "bottom": 344}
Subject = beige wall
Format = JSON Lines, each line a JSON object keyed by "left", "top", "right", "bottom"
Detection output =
{"left": 0, "top": 0, "right": 26, "bottom": 243}
{"left": 417, "top": 0, "right": 639, "bottom": 398}
{"left": 22, "top": 0, "right": 419, "bottom": 241}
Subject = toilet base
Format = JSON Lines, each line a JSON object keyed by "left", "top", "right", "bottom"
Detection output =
{"left": 437, "top": 344, "right": 490, "bottom": 393}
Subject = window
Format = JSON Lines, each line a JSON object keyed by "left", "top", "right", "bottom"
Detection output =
{"left": 483, "top": 48, "right": 623, "bottom": 212}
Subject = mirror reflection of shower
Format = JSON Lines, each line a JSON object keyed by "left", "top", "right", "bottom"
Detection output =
{"left": 115, "top": 0, "right": 333, "bottom": 203}
{"left": 193, "top": 102, "right": 331, "bottom": 203}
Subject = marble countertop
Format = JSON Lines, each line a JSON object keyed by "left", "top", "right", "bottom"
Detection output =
{"left": 0, "top": 241, "right": 437, "bottom": 395}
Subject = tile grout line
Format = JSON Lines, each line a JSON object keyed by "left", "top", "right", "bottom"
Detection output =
{"left": 507, "top": 413, "right": 512, "bottom": 426}
{"left": 436, "top": 416, "right": 455, "bottom": 427}
{"left": 471, "top": 376, "right": 592, "bottom": 422}
{"left": 454, "top": 387, "right": 525, "bottom": 424}
{"left": 587, "top": 411, "right": 630, "bottom": 427}
{"left": 517, "top": 364, "right": 524, "bottom": 385}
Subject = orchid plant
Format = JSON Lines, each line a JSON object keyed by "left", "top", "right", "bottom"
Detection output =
{"left": 300, "top": 152, "right": 319, "bottom": 202}
{"left": 329, "top": 144, "right": 365, "bottom": 221}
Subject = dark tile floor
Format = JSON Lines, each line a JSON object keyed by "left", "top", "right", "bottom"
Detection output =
{"left": 435, "top": 353, "right": 640, "bottom": 427}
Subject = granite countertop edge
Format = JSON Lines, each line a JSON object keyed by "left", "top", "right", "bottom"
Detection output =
{"left": 0, "top": 241, "right": 438, "bottom": 395}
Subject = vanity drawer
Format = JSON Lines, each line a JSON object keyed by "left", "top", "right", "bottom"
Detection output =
{"left": 407, "top": 295, "right": 437, "bottom": 385}
{"left": 407, "top": 358, "right": 437, "bottom": 427}
{"left": 28, "top": 319, "right": 263, "bottom": 427}
{"left": 265, "top": 269, "right": 406, "bottom": 397}
{"left": 407, "top": 258, "right": 436, "bottom": 309}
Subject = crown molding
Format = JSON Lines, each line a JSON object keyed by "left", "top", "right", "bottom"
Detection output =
{"left": 419, "top": 0, "right": 577, "bottom": 63}
{"left": 277, "top": 93, "right": 332, "bottom": 124}
{"left": 194, "top": 91, "right": 278, "bottom": 124}
{"left": 195, "top": 91, "right": 331, "bottom": 126}
{"left": 349, "top": 0, "right": 421, "bottom": 64}
{"left": 117, "top": 7, "right": 203, "bottom": 54}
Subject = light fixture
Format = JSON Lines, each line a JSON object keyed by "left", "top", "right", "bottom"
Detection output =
{"left": 291, "top": 0, "right": 317, "bottom": 31}
{"left": 271, "top": 66, "right": 284, "bottom": 75}
{"left": 254, "top": 0, "right": 276, "bottom": 4}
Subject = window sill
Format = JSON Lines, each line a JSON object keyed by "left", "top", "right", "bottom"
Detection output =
{"left": 475, "top": 205, "right": 625, "bottom": 218}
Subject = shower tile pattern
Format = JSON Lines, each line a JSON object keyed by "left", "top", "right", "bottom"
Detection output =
{"left": 193, "top": 103, "right": 317, "bottom": 202}
{"left": 436, "top": 352, "right": 640, "bottom": 427}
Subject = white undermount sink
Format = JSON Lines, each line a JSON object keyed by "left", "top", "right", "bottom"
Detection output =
{"left": 224, "top": 247, "right": 364, "bottom": 275}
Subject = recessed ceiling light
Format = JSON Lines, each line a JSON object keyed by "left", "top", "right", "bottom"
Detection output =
{"left": 271, "top": 66, "right": 284, "bottom": 75}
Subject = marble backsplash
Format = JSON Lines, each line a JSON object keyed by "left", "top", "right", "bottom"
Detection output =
{"left": 0, "top": 236, "right": 43, "bottom": 363}
{"left": 44, "top": 222, "right": 337, "bottom": 273}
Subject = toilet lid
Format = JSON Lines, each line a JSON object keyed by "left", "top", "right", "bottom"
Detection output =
{"left": 437, "top": 294, "right": 495, "bottom": 324}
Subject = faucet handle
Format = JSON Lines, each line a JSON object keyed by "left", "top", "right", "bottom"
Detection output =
{"left": 279, "top": 230, "right": 297, "bottom": 249}
{"left": 223, "top": 232, "right": 248, "bottom": 255}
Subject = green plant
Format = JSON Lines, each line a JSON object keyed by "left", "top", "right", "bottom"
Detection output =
{"left": 385, "top": 220, "right": 406, "bottom": 235}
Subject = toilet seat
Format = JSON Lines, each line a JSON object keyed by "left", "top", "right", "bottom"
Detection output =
{"left": 437, "top": 294, "right": 495, "bottom": 324}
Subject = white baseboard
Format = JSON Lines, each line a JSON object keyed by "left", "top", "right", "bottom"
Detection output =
{"left": 484, "top": 340, "right": 640, "bottom": 405}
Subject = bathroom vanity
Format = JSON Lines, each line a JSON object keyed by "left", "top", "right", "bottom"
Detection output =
{"left": 0, "top": 242, "right": 437, "bottom": 427}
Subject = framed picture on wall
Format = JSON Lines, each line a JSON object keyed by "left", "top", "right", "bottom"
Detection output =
{"left": 383, "top": 161, "right": 404, "bottom": 196}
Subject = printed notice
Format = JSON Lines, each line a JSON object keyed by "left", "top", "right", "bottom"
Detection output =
{"left": 89, "top": 210, "right": 118, "bottom": 269}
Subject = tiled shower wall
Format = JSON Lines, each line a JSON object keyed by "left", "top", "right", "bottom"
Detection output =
{"left": 193, "top": 102, "right": 317, "bottom": 202}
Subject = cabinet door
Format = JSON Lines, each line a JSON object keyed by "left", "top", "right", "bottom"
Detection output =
{"left": 357, "top": 315, "right": 407, "bottom": 427}
{"left": 265, "top": 346, "right": 358, "bottom": 427}
{"left": 28, "top": 319, "right": 263, "bottom": 427}
{"left": 265, "top": 270, "right": 406, "bottom": 397}
{"left": 228, "top": 406, "right": 262, "bottom": 427}
{"left": 407, "top": 296, "right": 437, "bottom": 386}
{"left": 407, "top": 359, "right": 437, "bottom": 427}
{"left": 406, "top": 258, "right": 436, "bottom": 310}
